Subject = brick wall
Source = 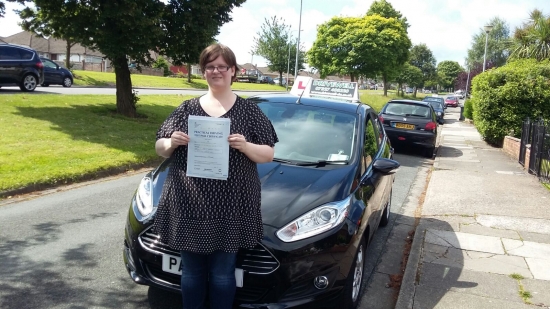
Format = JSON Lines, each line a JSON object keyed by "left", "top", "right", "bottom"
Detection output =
{"left": 503, "top": 136, "right": 530, "bottom": 169}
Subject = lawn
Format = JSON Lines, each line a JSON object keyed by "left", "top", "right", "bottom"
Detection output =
{"left": 72, "top": 70, "right": 287, "bottom": 91}
{"left": 0, "top": 89, "right": 424, "bottom": 196}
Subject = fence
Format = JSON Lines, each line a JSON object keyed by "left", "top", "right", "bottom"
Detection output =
{"left": 519, "top": 118, "right": 550, "bottom": 183}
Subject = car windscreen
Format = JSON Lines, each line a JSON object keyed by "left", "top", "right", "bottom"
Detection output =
{"left": 427, "top": 101, "right": 443, "bottom": 109}
{"left": 383, "top": 103, "right": 431, "bottom": 118}
{"left": 258, "top": 102, "right": 357, "bottom": 163}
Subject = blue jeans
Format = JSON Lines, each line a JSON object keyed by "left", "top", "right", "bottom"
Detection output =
{"left": 180, "top": 250, "right": 238, "bottom": 309}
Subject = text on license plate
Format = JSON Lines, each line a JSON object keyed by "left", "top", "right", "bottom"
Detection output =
{"left": 395, "top": 123, "right": 415, "bottom": 129}
{"left": 162, "top": 254, "right": 244, "bottom": 287}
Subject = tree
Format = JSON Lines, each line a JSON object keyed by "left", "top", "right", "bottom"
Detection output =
{"left": 366, "top": 0, "right": 409, "bottom": 31}
{"left": 466, "top": 17, "right": 511, "bottom": 68}
{"left": 0, "top": 0, "right": 26, "bottom": 18}
{"left": 308, "top": 14, "right": 410, "bottom": 95}
{"left": 454, "top": 61, "right": 494, "bottom": 92}
{"left": 17, "top": 6, "right": 80, "bottom": 69}
{"left": 253, "top": 16, "right": 305, "bottom": 85}
{"left": 158, "top": 0, "right": 245, "bottom": 83}
{"left": 510, "top": 9, "right": 550, "bottom": 61}
{"left": 152, "top": 56, "right": 171, "bottom": 77}
{"left": 437, "top": 60, "right": 463, "bottom": 91}
{"left": 23, "top": 0, "right": 243, "bottom": 117}
{"left": 394, "top": 63, "right": 422, "bottom": 96}
{"left": 409, "top": 44, "right": 436, "bottom": 96}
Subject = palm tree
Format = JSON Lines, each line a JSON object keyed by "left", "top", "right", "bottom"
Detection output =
{"left": 510, "top": 9, "right": 550, "bottom": 61}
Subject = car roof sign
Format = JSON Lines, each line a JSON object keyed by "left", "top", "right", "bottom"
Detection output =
{"left": 290, "top": 76, "right": 360, "bottom": 103}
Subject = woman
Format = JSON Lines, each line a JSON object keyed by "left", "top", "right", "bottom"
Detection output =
{"left": 153, "top": 43, "right": 278, "bottom": 309}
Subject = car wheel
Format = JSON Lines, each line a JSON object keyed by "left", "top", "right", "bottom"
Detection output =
{"left": 41, "top": 83, "right": 50, "bottom": 87}
{"left": 19, "top": 74, "right": 38, "bottom": 92}
{"left": 379, "top": 191, "right": 392, "bottom": 227}
{"left": 63, "top": 77, "right": 73, "bottom": 87}
{"left": 338, "top": 237, "right": 367, "bottom": 309}
{"left": 424, "top": 147, "right": 434, "bottom": 158}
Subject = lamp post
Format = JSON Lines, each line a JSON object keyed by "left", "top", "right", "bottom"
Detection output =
{"left": 482, "top": 24, "right": 493, "bottom": 72}
{"left": 294, "top": 0, "right": 302, "bottom": 81}
{"left": 286, "top": 34, "right": 292, "bottom": 91}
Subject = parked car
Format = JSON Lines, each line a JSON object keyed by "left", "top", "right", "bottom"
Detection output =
{"left": 405, "top": 87, "right": 413, "bottom": 94}
{"left": 444, "top": 95, "right": 460, "bottom": 108}
{"left": 454, "top": 90, "right": 465, "bottom": 99}
{"left": 273, "top": 77, "right": 287, "bottom": 86}
{"left": 422, "top": 96, "right": 446, "bottom": 124}
{"left": 259, "top": 75, "right": 275, "bottom": 84}
{"left": 39, "top": 58, "right": 73, "bottom": 87}
{"left": 0, "top": 43, "right": 44, "bottom": 91}
{"left": 123, "top": 92, "right": 400, "bottom": 308}
{"left": 379, "top": 99, "right": 438, "bottom": 158}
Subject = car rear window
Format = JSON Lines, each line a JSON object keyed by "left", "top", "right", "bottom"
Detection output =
{"left": 258, "top": 102, "right": 357, "bottom": 162}
{"left": 384, "top": 103, "right": 431, "bottom": 118}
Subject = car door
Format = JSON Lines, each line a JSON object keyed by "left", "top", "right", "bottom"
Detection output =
{"left": 359, "top": 112, "right": 384, "bottom": 230}
{"left": 0, "top": 46, "right": 20, "bottom": 84}
{"left": 42, "top": 59, "right": 62, "bottom": 84}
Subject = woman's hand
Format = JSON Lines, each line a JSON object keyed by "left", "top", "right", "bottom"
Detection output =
{"left": 228, "top": 134, "right": 248, "bottom": 152}
{"left": 171, "top": 131, "right": 190, "bottom": 146}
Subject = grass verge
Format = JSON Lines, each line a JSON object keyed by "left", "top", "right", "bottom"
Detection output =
{"left": 72, "top": 70, "right": 287, "bottom": 91}
{"left": 0, "top": 94, "right": 193, "bottom": 196}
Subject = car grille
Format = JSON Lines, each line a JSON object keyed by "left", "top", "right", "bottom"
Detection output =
{"left": 139, "top": 228, "right": 280, "bottom": 275}
{"left": 139, "top": 228, "right": 277, "bottom": 302}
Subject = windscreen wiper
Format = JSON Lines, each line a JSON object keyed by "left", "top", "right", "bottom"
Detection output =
{"left": 272, "top": 158, "right": 296, "bottom": 164}
{"left": 295, "top": 160, "right": 349, "bottom": 167}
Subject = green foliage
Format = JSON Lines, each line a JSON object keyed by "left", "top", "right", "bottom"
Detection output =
{"left": 409, "top": 44, "right": 437, "bottom": 89}
{"left": 366, "top": 0, "right": 409, "bottom": 30}
{"left": 437, "top": 60, "right": 463, "bottom": 90}
{"left": 510, "top": 9, "right": 550, "bottom": 61}
{"left": 152, "top": 56, "right": 171, "bottom": 76}
{"left": 463, "top": 99, "right": 473, "bottom": 119}
{"left": 471, "top": 59, "right": 550, "bottom": 145}
{"left": 466, "top": 17, "right": 511, "bottom": 68}
{"left": 308, "top": 13, "right": 410, "bottom": 91}
{"left": 253, "top": 16, "right": 305, "bottom": 83}
{"left": 0, "top": 0, "right": 26, "bottom": 18}
{"left": 394, "top": 63, "right": 422, "bottom": 95}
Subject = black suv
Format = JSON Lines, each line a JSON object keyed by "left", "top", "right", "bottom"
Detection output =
{"left": 0, "top": 43, "right": 45, "bottom": 91}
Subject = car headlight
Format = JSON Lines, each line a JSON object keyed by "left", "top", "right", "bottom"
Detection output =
{"left": 276, "top": 196, "right": 351, "bottom": 242}
{"left": 136, "top": 176, "right": 153, "bottom": 218}
{"left": 437, "top": 112, "right": 442, "bottom": 116}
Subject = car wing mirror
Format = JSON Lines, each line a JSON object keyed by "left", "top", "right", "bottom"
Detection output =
{"left": 372, "top": 158, "right": 400, "bottom": 175}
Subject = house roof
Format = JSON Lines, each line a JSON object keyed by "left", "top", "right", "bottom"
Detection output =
{"left": 2, "top": 31, "right": 105, "bottom": 57}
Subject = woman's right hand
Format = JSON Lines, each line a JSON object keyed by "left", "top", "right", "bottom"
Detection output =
{"left": 171, "top": 131, "right": 190, "bottom": 147}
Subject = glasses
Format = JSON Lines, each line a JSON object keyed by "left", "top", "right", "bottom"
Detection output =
{"left": 204, "top": 66, "right": 230, "bottom": 73}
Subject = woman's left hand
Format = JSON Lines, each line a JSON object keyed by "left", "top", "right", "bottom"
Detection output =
{"left": 228, "top": 134, "right": 248, "bottom": 152}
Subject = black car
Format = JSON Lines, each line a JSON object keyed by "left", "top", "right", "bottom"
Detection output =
{"left": 379, "top": 99, "right": 437, "bottom": 158}
{"left": 0, "top": 43, "right": 44, "bottom": 91}
{"left": 40, "top": 58, "right": 73, "bottom": 87}
{"left": 123, "top": 93, "right": 399, "bottom": 308}
{"left": 422, "top": 96, "right": 445, "bottom": 124}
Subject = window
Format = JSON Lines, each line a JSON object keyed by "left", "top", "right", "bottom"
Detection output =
{"left": 362, "top": 116, "right": 380, "bottom": 174}
{"left": 42, "top": 59, "right": 57, "bottom": 69}
{"left": 19, "top": 49, "right": 34, "bottom": 60}
{"left": 0, "top": 46, "right": 21, "bottom": 60}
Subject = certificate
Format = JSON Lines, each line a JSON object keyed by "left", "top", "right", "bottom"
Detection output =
{"left": 186, "top": 115, "right": 231, "bottom": 180}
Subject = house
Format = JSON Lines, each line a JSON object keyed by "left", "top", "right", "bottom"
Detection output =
{"left": 1, "top": 31, "right": 109, "bottom": 71}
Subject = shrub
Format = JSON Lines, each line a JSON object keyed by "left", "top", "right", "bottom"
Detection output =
{"left": 152, "top": 56, "right": 171, "bottom": 76}
{"left": 471, "top": 59, "right": 550, "bottom": 145}
{"left": 463, "top": 99, "right": 473, "bottom": 120}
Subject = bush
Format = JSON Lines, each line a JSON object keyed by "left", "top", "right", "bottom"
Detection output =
{"left": 463, "top": 99, "right": 473, "bottom": 120}
{"left": 471, "top": 59, "right": 550, "bottom": 146}
{"left": 152, "top": 56, "right": 171, "bottom": 77}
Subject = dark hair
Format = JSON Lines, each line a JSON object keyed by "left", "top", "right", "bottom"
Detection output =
{"left": 199, "top": 44, "right": 238, "bottom": 83}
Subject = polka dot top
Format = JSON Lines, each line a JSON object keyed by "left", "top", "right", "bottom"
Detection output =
{"left": 153, "top": 96, "right": 278, "bottom": 254}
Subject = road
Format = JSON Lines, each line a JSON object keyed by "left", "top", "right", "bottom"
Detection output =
{"left": 0, "top": 150, "right": 427, "bottom": 309}
{"left": 0, "top": 85, "right": 282, "bottom": 97}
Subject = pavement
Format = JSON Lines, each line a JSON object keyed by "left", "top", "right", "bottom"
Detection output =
{"left": 395, "top": 107, "right": 550, "bottom": 309}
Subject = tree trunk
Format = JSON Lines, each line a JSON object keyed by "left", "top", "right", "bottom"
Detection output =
{"left": 398, "top": 83, "right": 402, "bottom": 96}
{"left": 187, "top": 63, "right": 192, "bottom": 83}
{"left": 350, "top": 73, "right": 355, "bottom": 82}
{"left": 113, "top": 56, "right": 137, "bottom": 118}
{"left": 279, "top": 72, "right": 283, "bottom": 86}
{"left": 65, "top": 40, "right": 71, "bottom": 69}
{"left": 383, "top": 73, "right": 388, "bottom": 96}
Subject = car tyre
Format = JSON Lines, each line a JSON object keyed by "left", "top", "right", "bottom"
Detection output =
{"left": 63, "top": 77, "right": 72, "bottom": 87}
{"left": 424, "top": 147, "right": 434, "bottom": 158}
{"left": 19, "top": 73, "right": 38, "bottom": 92}
{"left": 338, "top": 237, "right": 367, "bottom": 309}
{"left": 379, "top": 191, "right": 392, "bottom": 227}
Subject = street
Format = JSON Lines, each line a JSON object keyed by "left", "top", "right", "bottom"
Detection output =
{"left": 0, "top": 149, "right": 430, "bottom": 309}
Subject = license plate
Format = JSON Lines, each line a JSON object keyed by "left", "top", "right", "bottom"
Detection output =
{"left": 162, "top": 254, "right": 244, "bottom": 287}
{"left": 395, "top": 123, "right": 415, "bottom": 129}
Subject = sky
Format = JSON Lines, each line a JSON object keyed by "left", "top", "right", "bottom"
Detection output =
{"left": 1, "top": 0, "right": 547, "bottom": 68}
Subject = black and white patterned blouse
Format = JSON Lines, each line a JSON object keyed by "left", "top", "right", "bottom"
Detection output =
{"left": 153, "top": 96, "right": 278, "bottom": 254}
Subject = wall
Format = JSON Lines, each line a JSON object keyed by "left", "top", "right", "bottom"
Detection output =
{"left": 503, "top": 136, "right": 530, "bottom": 170}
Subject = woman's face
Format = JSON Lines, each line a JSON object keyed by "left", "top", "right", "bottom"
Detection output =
{"left": 203, "top": 55, "right": 235, "bottom": 90}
